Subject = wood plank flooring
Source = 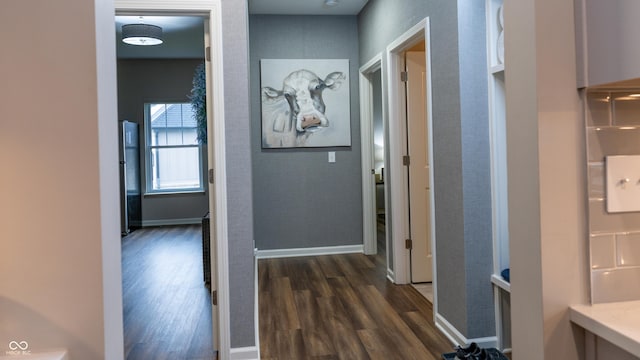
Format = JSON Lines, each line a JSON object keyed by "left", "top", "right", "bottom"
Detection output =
{"left": 122, "top": 225, "right": 216, "bottom": 360}
{"left": 122, "top": 225, "right": 453, "bottom": 359}
{"left": 258, "top": 252, "right": 454, "bottom": 359}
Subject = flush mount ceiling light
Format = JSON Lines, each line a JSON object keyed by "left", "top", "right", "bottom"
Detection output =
{"left": 122, "top": 23, "right": 163, "bottom": 46}
{"left": 324, "top": 0, "right": 339, "bottom": 8}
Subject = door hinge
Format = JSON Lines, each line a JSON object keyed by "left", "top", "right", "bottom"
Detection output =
{"left": 403, "top": 155, "right": 410, "bottom": 166}
{"left": 212, "top": 290, "right": 218, "bottom": 306}
{"left": 208, "top": 168, "right": 215, "bottom": 184}
{"left": 205, "top": 46, "right": 211, "bottom": 62}
{"left": 405, "top": 239, "right": 412, "bottom": 250}
{"left": 371, "top": 169, "right": 375, "bottom": 175}
{"left": 400, "top": 71, "right": 408, "bottom": 82}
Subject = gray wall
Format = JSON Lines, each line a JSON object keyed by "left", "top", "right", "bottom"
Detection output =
{"left": 250, "top": 15, "right": 363, "bottom": 250}
{"left": 221, "top": 0, "right": 256, "bottom": 348}
{"left": 457, "top": 1, "right": 494, "bottom": 338}
{"left": 358, "top": 0, "right": 494, "bottom": 339}
{"left": 117, "top": 59, "right": 209, "bottom": 224}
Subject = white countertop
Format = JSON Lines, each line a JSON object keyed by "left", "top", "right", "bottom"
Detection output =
{"left": 570, "top": 300, "right": 640, "bottom": 356}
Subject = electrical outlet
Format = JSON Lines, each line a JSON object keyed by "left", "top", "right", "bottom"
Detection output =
{"left": 606, "top": 155, "right": 640, "bottom": 213}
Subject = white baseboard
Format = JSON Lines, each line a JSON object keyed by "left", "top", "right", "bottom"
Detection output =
{"left": 435, "top": 313, "right": 497, "bottom": 348}
{"left": 229, "top": 346, "right": 259, "bottom": 360}
{"left": 387, "top": 268, "right": 396, "bottom": 283}
{"left": 140, "top": 218, "right": 202, "bottom": 227}
{"left": 255, "top": 244, "right": 364, "bottom": 259}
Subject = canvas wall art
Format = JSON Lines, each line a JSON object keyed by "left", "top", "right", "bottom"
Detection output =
{"left": 260, "top": 59, "right": 351, "bottom": 148}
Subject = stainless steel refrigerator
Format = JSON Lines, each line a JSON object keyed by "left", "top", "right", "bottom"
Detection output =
{"left": 119, "top": 120, "right": 141, "bottom": 235}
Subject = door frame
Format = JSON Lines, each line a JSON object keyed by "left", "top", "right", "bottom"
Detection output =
{"left": 360, "top": 52, "right": 383, "bottom": 256}
{"left": 360, "top": 53, "right": 396, "bottom": 279}
{"left": 385, "top": 17, "right": 437, "bottom": 301}
{"left": 114, "top": 1, "right": 231, "bottom": 358}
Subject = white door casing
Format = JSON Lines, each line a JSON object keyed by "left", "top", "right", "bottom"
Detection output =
{"left": 360, "top": 54, "right": 395, "bottom": 279}
{"left": 386, "top": 18, "right": 437, "bottom": 318}
{"left": 360, "top": 55, "right": 382, "bottom": 256}
{"left": 386, "top": 18, "right": 434, "bottom": 284}
{"left": 203, "top": 20, "right": 219, "bottom": 352}
{"left": 114, "top": 1, "right": 231, "bottom": 359}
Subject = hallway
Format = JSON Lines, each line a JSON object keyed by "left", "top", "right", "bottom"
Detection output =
{"left": 120, "top": 224, "right": 453, "bottom": 359}
{"left": 258, "top": 252, "right": 453, "bottom": 359}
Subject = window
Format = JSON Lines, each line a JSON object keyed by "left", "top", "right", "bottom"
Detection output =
{"left": 144, "top": 103, "right": 203, "bottom": 193}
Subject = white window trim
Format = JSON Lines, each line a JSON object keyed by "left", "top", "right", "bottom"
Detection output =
{"left": 143, "top": 102, "right": 205, "bottom": 195}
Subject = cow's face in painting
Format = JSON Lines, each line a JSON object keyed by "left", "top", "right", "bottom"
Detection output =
{"left": 262, "top": 70, "right": 345, "bottom": 133}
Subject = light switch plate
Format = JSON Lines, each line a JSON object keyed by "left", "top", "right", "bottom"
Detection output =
{"left": 328, "top": 151, "right": 336, "bottom": 163}
{"left": 606, "top": 155, "right": 640, "bottom": 213}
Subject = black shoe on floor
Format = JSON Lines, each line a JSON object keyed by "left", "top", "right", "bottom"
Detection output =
{"left": 454, "top": 342, "right": 480, "bottom": 359}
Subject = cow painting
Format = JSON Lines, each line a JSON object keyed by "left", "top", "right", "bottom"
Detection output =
{"left": 260, "top": 59, "right": 351, "bottom": 148}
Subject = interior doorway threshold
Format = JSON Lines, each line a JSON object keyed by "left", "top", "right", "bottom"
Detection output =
{"left": 412, "top": 282, "right": 433, "bottom": 303}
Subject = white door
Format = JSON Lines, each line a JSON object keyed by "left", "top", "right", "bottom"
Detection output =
{"left": 406, "top": 50, "right": 432, "bottom": 283}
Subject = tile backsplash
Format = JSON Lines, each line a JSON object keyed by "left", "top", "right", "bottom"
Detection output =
{"left": 590, "top": 233, "right": 615, "bottom": 270}
{"left": 586, "top": 91, "right": 640, "bottom": 304}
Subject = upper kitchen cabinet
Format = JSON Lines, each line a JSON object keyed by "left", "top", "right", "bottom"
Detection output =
{"left": 576, "top": 0, "right": 640, "bottom": 88}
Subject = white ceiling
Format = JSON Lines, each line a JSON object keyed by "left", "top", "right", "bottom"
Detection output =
{"left": 116, "top": 1, "right": 369, "bottom": 59}
{"left": 249, "top": 0, "right": 369, "bottom": 15}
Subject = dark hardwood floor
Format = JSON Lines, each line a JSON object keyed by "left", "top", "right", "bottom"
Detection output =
{"left": 258, "top": 250, "right": 454, "bottom": 359}
{"left": 122, "top": 225, "right": 216, "bottom": 360}
{"left": 122, "top": 224, "right": 453, "bottom": 359}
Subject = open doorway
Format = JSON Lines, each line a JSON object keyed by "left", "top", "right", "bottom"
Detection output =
{"left": 362, "top": 61, "right": 390, "bottom": 271}
{"left": 113, "top": 0, "right": 230, "bottom": 357}
{"left": 384, "top": 18, "right": 437, "bottom": 308}
{"left": 404, "top": 44, "right": 434, "bottom": 303}
{"left": 360, "top": 53, "right": 393, "bottom": 276}
{"left": 115, "top": 13, "right": 215, "bottom": 359}
{"left": 371, "top": 68, "right": 386, "bottom": 259}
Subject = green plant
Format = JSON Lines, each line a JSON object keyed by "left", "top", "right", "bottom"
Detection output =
{"left": 189, "top": 63, "right": 207, "bottom": 144}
